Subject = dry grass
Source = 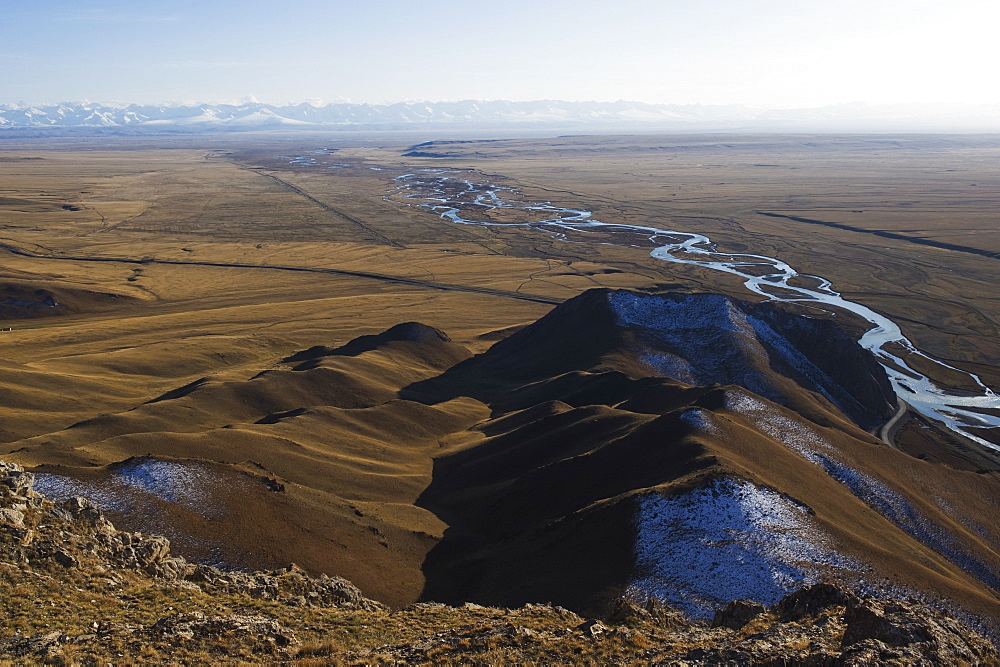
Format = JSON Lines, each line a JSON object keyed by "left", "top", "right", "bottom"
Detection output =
{"left": 1, "top": 133, "right": 998, "bottom": 657}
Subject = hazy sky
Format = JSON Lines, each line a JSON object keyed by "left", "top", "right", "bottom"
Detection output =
{"left": 3, "top": 0, "right": 997, "bottom": 107}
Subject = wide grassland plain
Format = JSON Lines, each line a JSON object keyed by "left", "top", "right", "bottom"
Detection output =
{"left": 0, "top": 133, "right": 1000, "bottom": 604}
{"left": 2, "top": 133, "right": 997, "bottom": 467}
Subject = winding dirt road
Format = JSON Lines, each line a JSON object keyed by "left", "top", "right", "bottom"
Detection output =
{"left": 879, "top": 397, "right": 910, "bottom": 447}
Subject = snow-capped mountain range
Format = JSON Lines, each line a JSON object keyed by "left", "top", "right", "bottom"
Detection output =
{"left": 1, "top": 100, "right": 997, "bottom": 132}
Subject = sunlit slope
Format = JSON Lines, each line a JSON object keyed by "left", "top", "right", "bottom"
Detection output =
{"left": 408, "top": 290, "right": 1000, "bottom": 619}
{"left": 8, "top": 289, "right": 998, "bottom": 626}
{"left": 7, "top": 324, "right": 485, "bottom": 607}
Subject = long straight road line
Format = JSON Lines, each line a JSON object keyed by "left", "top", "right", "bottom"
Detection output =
{"left": 756, "top": 211, "right": 1000, "bottom": 261}
{"left": 247, "top": 168, "right": 406, "bottom": 248}
{"left": 0, "top": 241, "right": 563, "bottom": 306}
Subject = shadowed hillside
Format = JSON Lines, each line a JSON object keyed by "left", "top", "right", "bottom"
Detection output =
{"left": 1, "top": 460, "right": 994, "bottom": 663}
{"left": 4, "top": 288, "right": 999, "bottom": 629}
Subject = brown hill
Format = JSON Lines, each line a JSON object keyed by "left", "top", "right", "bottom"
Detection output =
{"left": 404, "top": 288, "right": 896, "bottom": 431}
{"left": 0, "top": 279, "right": 142, "bottom": 320}
{"left": 1, "top": 462, "right": 994, "bottom": 664}
{"left": 4, "top": 288, "right": 998, "bottom": 629}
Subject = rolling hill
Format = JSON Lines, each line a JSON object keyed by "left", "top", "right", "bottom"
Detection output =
{"left": 5, "top": 287, "right": 997, "bottom": 632}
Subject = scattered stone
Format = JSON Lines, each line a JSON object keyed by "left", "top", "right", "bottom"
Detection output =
{"left": 0, "top": 463, "right": 36, "bottom": 498}
{"left": 838, "top": 638, "right": 919, "bottom": 664}
{"left": 520, "top": 602, "right": 582, "bottom": 623}
{"left": 53, "top": 550, "right": 78, "bottom": 568}
{"left": 607, "top": 596, "right": 687, "bottom": 630}
{"left": 606, "top": 597, "right": 652, "bottom": 626}
{"left": 262, "top": 477, "right": 285, "bottom": 492}
{"left": 153, "top": 613, "right": 299, "bottom": 651}
{"left": 185, "top": 563, "right": 384, "bottom": 610}
{"left": 0, "top": 631, "right": 64, "bottom": 658}
{"left": 577, "top": 619, "right": 606, "bottom": 639}
{"left": 63, "top": 496, "right": 105, "bottom": 523}
{"left": 775, "top": 581, "right": 855, "bottom": 621}
{"left": 0, "top": 460, "right": 995, "bottom": 665}
{"left": 0, "top": 461, "right": 384, "bottom": 616}
{"left": 684, "top": 646, "right": 753, "bottom": 663}
{"left": 712, "top": 598, "right": 767, "bottom": 629}
{"left": 402, "top": 601, "right": 452, "bottom": 612}
{"left": 841, "top": 597, "right": 996, "bottom": 663}
{"left": 0, "top": 508, "right": 25, "bottom": 528}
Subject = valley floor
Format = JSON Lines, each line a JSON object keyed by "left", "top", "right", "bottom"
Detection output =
{"left": 1, "top": 132, "right": 999, "bottom": 659}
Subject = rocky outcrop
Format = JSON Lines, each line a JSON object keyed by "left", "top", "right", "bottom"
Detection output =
{"left": 712, "top": 599, "right": 767, "bottom": 629}
{"left": 153, "top": 613, "right": 298, "bottom": 649}
{"left": 346, "top": 582, "right": 998, "bottom": 664}
{"left": 186, "top": 563, "right": 380, "bottom": 609}
{"left": 0, "top": 461, "right": 383, "bottom": 612}
{"left": 0, "top": 614, "right": 300, "bottom": 661}
{"left": 0, "top": 461, "right": 995, "bottom": 664}
{"left": 775, "top": 580, "right": 855, "bottom": 621}
{"left": 841, "top": 596, "right": 994, "bottom": 664}
{"left": 687, "top": 583, "right": 998, "bottom": 665}
{"left": 0, "top": 631, "right": 68, "bottom": 660}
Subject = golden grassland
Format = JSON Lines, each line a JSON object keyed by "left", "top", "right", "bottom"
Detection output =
{"left": 1, "top": 132, "right": 999, "bottom": 626}
{"left": 0, "top": 133, "right": 994, "bottom": 438}
{"left": 0, "top": 560, "right": 861, "bottom": 665}
{"left": 339, "top": 134, "right": 1000, "bottom": 386}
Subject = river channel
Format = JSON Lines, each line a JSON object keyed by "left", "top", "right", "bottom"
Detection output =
{"left": 392, "top": 171, "right": 1000, "bottom": 451}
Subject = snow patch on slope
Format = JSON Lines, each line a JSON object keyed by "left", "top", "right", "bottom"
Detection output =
{"left": 679, "top": 407, "right": 722, "bottom": 436}
{"left": 607, "top": 291, "right": 775, "bottom": 398}
{"left": 724, "top": 389, "right": 833, "bottom": 464}
{"left": 819, "top": 456, "right": 1000, "bottom": 589}
{"left": 629, "top": 477, "right": 858, "bottom": 618}
{"left": 606, "top": 290, "right": 873, "bottom": 422}
{"left": 35, "top": 458, "right": 221, "bottom": 518}
{"left": 724, "top": 388, "right": 1000, "bottom": 589}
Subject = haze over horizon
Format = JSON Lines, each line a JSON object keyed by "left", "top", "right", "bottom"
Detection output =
{"left": 4, "top": 0, "right": 999, "bottom": 110}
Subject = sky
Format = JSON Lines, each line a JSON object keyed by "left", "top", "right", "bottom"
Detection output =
{"left": 2, "top": 0, "right": 998, "bottom": 108}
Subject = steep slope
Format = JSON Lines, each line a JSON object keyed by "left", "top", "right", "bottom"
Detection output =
{"left": 6, "top": 289, "right": 999, "bottom": 630}
{"left": 7, "top": 323, "right": 486, "bottom": 607}
{"left": 404, "top": 289, "right": 896, "bottom": 432}
{"left": 1, "top": 462, "right": 994, "bottom": 664}
{"left": 406, "top": 290, "right": 998, "bottom": 621}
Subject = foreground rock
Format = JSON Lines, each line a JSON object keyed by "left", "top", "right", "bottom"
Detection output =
{"left": 0, "top": 461, "right": 381, "bottom": 611}
{"left": 346, "top": 583, "right": 998, "bottom": 665}
{"left": 0, "top": 460, "right": 995, "bottom": 664}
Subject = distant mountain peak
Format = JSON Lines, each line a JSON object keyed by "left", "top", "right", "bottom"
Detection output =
{"left": 2, "top": 100, "right": 997, "bottom": 133}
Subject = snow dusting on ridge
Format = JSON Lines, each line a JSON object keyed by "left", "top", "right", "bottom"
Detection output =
{"left": 35, "top": 458, "right": 222, "bottom": 518}
{"left": 724, "top": 389, "right": 834, "bottom": 464}
{"left": 724, "top": 389, "right": 1000, "bottom": 589}
{"left": 628, "top": 477, "right": 858, "bottom": 618}
{"left": 607, "top": 290, "right": 775, "bottom": 397}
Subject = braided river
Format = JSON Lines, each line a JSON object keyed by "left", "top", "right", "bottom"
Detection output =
{"left": 393, "top": 171, "right": 1000, "bottom": 450}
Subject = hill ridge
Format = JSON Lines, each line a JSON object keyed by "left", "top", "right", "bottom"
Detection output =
{"left": 5, "top": 288, "right": 998, "bottom": 633}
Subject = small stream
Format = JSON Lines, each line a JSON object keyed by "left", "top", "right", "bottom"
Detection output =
{"left": 391, "top": 171, "right": 1000, "bottom": 450}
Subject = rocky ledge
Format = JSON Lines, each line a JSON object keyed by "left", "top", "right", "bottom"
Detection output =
{"left": 0, "top": 460, "right": 995, "bottom": 664}
{"left": 0, "top": 461, "right": 381, "bottom": 612}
